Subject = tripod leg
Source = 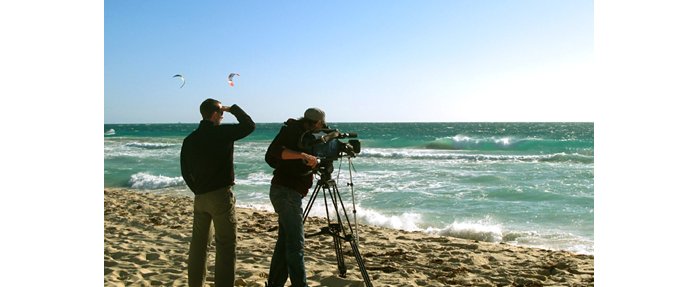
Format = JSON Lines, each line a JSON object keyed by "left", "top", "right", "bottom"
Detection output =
{"left": 325, "top": 184, "right": 348, "bottom": 278}
{"left": 330, "top": 224, "right": 347, "bottom": 277}
{"left": 349, "top": 238, "right": 373, "bottom": 287}
{"left": 309, "top": 178, "right": 373, "bottom": 286}
{"left": 331, "top": 182, "right": 373, "bottom": 286}
{"left": 303, "top": 184, "right": 322, "bottom": 224}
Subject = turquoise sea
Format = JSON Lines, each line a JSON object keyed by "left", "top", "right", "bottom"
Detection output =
{"left": 104, "top": 122, "right": 593, "bottom": 254}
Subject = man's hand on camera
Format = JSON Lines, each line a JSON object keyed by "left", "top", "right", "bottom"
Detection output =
{"left": 302, "top": 153, "right": 318, "bottom": 168}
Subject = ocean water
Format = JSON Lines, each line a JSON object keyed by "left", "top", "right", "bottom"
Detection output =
{"left": 104, "top": 122, "right": 594, "bottom": 254}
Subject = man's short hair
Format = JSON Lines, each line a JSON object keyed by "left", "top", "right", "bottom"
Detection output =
{"left": 200, "top": 98, "right": 221, "bottom": 119}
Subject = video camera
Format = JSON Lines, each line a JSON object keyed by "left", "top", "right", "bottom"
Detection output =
{"left": 300, "top": 129, "right": 361, "bottom": 161}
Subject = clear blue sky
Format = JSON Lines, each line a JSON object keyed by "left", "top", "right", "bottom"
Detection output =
{"left": 105, "top": 0, "right": 593, "bottom": 123}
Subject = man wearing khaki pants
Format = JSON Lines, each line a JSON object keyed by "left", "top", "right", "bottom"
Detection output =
{"left": 180, "top": 98, "right": 255, "bottom": 286}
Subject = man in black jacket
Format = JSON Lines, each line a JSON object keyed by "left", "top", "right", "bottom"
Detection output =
{"left": 264, "top": 108, "right": 325, "bottom": 287}
{"left": 180, "top": 98, "right": 255, "bottom": 287}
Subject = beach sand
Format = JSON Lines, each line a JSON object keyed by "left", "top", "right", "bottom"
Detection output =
{"left": 104, "top": 188, "right": 594, "bottom": 286}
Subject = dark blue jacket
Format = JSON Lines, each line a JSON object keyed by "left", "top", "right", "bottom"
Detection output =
{"left": 265, "top": 119, "right": 314, "bottom": 196}
{"left": 180, "top": 105, "right": 255, "bottom": 194}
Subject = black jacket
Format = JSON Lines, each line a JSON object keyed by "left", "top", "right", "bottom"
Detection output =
{"left": 180, "top": 105, "right": 255, "bottom": 194}
{"left": 265, "top": 119, "right": 314, "bottom": 196}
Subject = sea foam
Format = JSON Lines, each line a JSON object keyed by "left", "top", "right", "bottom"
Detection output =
{"left": 125, "top": 142, "right": 179, "bottom": 149}
{"left": 426, "top": 221, "right": 504, "bottom": 242}
{"left": 356, "top": 208, "right": 423, "bottom": 231}
{"left": 235, "top": 172, "right": 273, "bottom": 186}
{"left": 300, "top": 203, "right": 423, "bottom": 231}
{"left": 360, "top": 149, "right": 593, "bottom": 163}
{"left": 128, "top": 172, "right": 185, "bottom": 189}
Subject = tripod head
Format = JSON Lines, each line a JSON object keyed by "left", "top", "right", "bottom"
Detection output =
{"left": 313, "top": 158, "right": 336, "bottom": 182}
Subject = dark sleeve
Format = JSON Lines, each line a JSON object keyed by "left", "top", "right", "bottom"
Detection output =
{"left": 221, "top": 104, "right": 255, "bottom": 141}
{"left": 265, "top": 127, "right": 286, "bottom": 168}
{"left": 180, "top": 140, "right": 195, "bottom": 191}
{"left": 265, "top": 124, "right": 301, "bottom": 168}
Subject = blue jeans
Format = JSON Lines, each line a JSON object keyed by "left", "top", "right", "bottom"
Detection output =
{"left": 267, "top": 184, "right": 308, "bottom": 287}
{"left": 188, "top": 186, "right": 237, "bottom": 287}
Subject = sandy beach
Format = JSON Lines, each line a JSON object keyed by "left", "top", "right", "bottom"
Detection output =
{"left": 104, "top": 188, "right": 594, "bottom": 286}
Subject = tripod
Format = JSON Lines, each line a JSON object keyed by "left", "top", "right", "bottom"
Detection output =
{"left": 302, "top": 159, "right": 373, "bottom": 287}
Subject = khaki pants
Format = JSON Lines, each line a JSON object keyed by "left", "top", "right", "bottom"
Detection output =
{"left": 188, "top": 186, "right": 237, "bottom": 287}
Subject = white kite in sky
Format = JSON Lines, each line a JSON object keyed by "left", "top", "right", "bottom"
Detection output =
{"left": 172, "top": 74, "right": 185, "bottom": 88}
